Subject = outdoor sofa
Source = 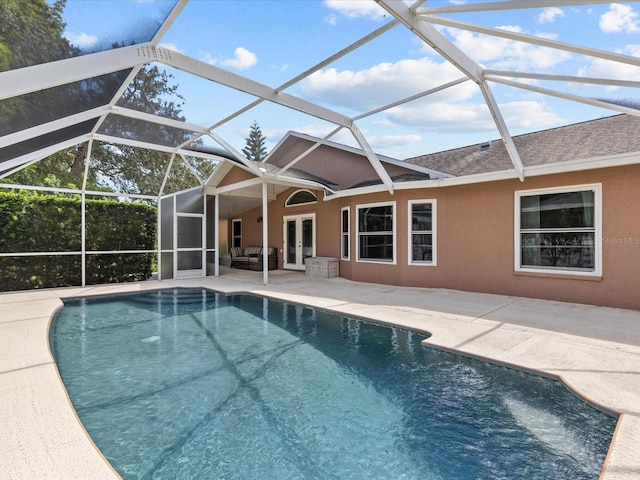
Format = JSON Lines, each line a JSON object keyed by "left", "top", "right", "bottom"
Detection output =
{"left": 229, "top": 246, "right": 278, "bottom": 271}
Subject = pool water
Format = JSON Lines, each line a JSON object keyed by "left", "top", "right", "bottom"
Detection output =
{"left": 50, "top": 289, "right": 616, "bottom": 479}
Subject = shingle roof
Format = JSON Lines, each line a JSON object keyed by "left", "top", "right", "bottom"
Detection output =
{"left": 405, "top": 114, "right": 640, "bottom": 176}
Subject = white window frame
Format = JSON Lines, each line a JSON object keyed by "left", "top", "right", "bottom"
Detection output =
{"left": 408, "top": 199, "right": 437, "bottom": 266}
{"left": 231, "top": 218, "right": 242, "bottom": 248}
{"left": 285, "top": 189, "right": 317, "bottom": 207}
{"left": 341, "top": 206, "right": 350, "bottom": 261}
{"left": 514, "top": 184, "right": 602, "bottom": 277}
{"left": 356, "top": 201, "right": 396, "bottom": 264}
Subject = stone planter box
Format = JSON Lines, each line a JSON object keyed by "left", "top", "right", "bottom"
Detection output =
{"left": 305, "top": 257, "right": 339, "bottom": 278}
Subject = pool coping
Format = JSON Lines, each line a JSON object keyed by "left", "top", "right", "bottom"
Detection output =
{"left": 1, "top": 272, "right": 639, "bottom": 479}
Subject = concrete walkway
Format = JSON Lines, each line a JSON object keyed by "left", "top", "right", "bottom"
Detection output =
{"left": 1, "top": 270, "right": 639, "bottom": 479}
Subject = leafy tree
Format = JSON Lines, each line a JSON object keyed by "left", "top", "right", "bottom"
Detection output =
{"left": 242, "top": 121, "right": 267, "bottom": 162}
{"left": 0, "top": 0, "right": 73, "bottom": 72}
{"left": 0, "top": 0, "right": 79, "bottom": 135}
{"left": 1, "top": 0, "right": 202, "bottom": 195}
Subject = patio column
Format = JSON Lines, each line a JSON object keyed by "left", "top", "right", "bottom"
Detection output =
{"left": 214, "top": 191, "right": 220, "bottom": 277}
{"left": 262, "top": 182, "right": 268, "bottom": 286}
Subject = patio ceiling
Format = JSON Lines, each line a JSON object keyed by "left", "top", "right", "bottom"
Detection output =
{"left": 1, "top": 0, "right": 640, "bottom": 197}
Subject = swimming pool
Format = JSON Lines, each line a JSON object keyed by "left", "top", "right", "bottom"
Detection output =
{"left": 50, "top": 288, "right": 616, "bottom": 479}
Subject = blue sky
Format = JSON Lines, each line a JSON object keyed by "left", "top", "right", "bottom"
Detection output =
{"left": 59, "top": 0, "right": 640, "bottom": 159}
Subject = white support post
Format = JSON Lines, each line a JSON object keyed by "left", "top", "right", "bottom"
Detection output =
{"left": 214, "top": 192, "right": 220, "bottom": 277}
{"left": 262, "top": 182, "right": 269, "bottom": 286}
{"left": 157, "top": 196, "right": 162, "bottom": 280}
{"left": 80, "top": 140, "right": 93, "bottom": 287}
{"left": 81, "top": 191, "right": 86, "bottom": 287}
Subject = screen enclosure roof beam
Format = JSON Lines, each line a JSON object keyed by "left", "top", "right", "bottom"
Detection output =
{"left": 375, "top": 0, "right": 524, "bottom": 180}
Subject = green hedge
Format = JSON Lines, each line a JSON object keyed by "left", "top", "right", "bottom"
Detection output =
{"left": 0, "top": 192, "right": 157, "bottom": 291}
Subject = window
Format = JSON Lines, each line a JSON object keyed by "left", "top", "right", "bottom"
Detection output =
{"left": 357, "top": 202, "right": 395, "bottom": 263}
{"left": 341, "top": 207, "right": 350, "bottom": 260}
{"left": 409, "top": 200, "right": 436, "bottom": 265}
{"left": 286, "top": 189, "right": 317, "bottom": 206}
{"left": 515, "top": 184, "right": 601, "bottom": 276}
{"left": 231, "top": 219, "right": 242, "bottom": 248}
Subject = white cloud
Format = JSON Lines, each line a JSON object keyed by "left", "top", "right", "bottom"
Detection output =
{"left": 325, "top": 13, "right": 338, "bottom": 26}
{"left": 324, "top": 0, "right": 387, "bottom": 21}
{"left": 600, "top": 4, "right": 640, "bottom": 33}
{"left": 300, "top": 57, "right": 475, "bottom": 112}
{"left": 386, "top": 100, "right": 563, "bottom": 132}
{"left": 538, "top": 7, "right": 564, "bottom": 24}
{"left": 221, "top": 47, "right": 257, "bottom": 70}
{"left": 444, "top": 26, "right": 571, "bottom": 70}
{"left": 367, "top": 134, "right": 422, "bottom": 149}
{"left": 64, "top": 31, "right": 99, "bottom": 49}
{"left": 499, "top": 101, "right": 565, "bottom": 129}
{"left": 578, "top": 44, "right": 640, "bottom": 87}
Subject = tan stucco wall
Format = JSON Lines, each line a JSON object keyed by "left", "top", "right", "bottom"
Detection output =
{"left": 217, "top": 166, "right": 256, "bottom": 188}
{"left": 226, "top": 164, "right": 640, "bottom": 310}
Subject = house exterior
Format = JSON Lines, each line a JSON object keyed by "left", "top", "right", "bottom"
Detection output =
{"left": 213, "top": 115, "right": 640, "bottom": 311}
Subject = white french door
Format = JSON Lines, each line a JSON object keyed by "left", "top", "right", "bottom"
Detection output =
{"left": 283, "top": 214, "right": 315, "bottom": 270}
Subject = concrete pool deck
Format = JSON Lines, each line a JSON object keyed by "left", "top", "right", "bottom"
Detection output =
{"left": 1, "top": 269, "right": 639, "bottom": 479}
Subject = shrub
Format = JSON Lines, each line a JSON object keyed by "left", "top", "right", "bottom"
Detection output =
{"left": 0, "top": 191, "right": 156, "bottom": 291}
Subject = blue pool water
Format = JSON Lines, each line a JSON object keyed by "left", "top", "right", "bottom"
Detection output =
{"left": 50, "top": 289, "right": 616, "bottom": 479}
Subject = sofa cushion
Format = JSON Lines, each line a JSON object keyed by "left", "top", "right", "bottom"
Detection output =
{"left": 244, "top": 246, "right": 262, "bottom": 255}
{"left": 229, "top": 247, "right": 244, "bottom": 257}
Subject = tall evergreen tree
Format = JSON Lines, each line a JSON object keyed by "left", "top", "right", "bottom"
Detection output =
{"left": 242, "top": 121, "right": 267, "bottom": 162}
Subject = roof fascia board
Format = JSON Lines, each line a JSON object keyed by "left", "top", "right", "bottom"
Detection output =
{"left": 417, "top": 0, "right": 619, "bottom": 15}
{"left": 349, "top": 123, "right": 395, "bottom": 193}
{"left": 0, "top": 135, "right": 90, "bottom": 178}
{"left": 0, "top": 43, "right": 152, "bottom": 101}
{"left": 421, "top": 15, "right": 640, "bottom": 69}
{"left": 205, "top": 160, "right": 233, "bottom": 187}
{"left": 487, "top": 76, "right": 640, "bottom": 117}
{"left": 158, "top": 49, "right": 354, "bottom": 128}
{"left": 375, "top": 1, "right": 483, "bottom": 82}
{"left": 326, "top": 151, "right": 640, "bottom": 199}
{"left": 216, "top": 177, "right": 264, "bottom": 195}
{"left": 0, "top": 106, "right": 105, "bottom": 149}
{"left": 216, "top": 174, "right": 330, "bottom": 197}
{"left": 264, "top": 175, "right": 336, "bottom": 194}
{"left": 323, "top": 184, "right": 389, "bottom": 200}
